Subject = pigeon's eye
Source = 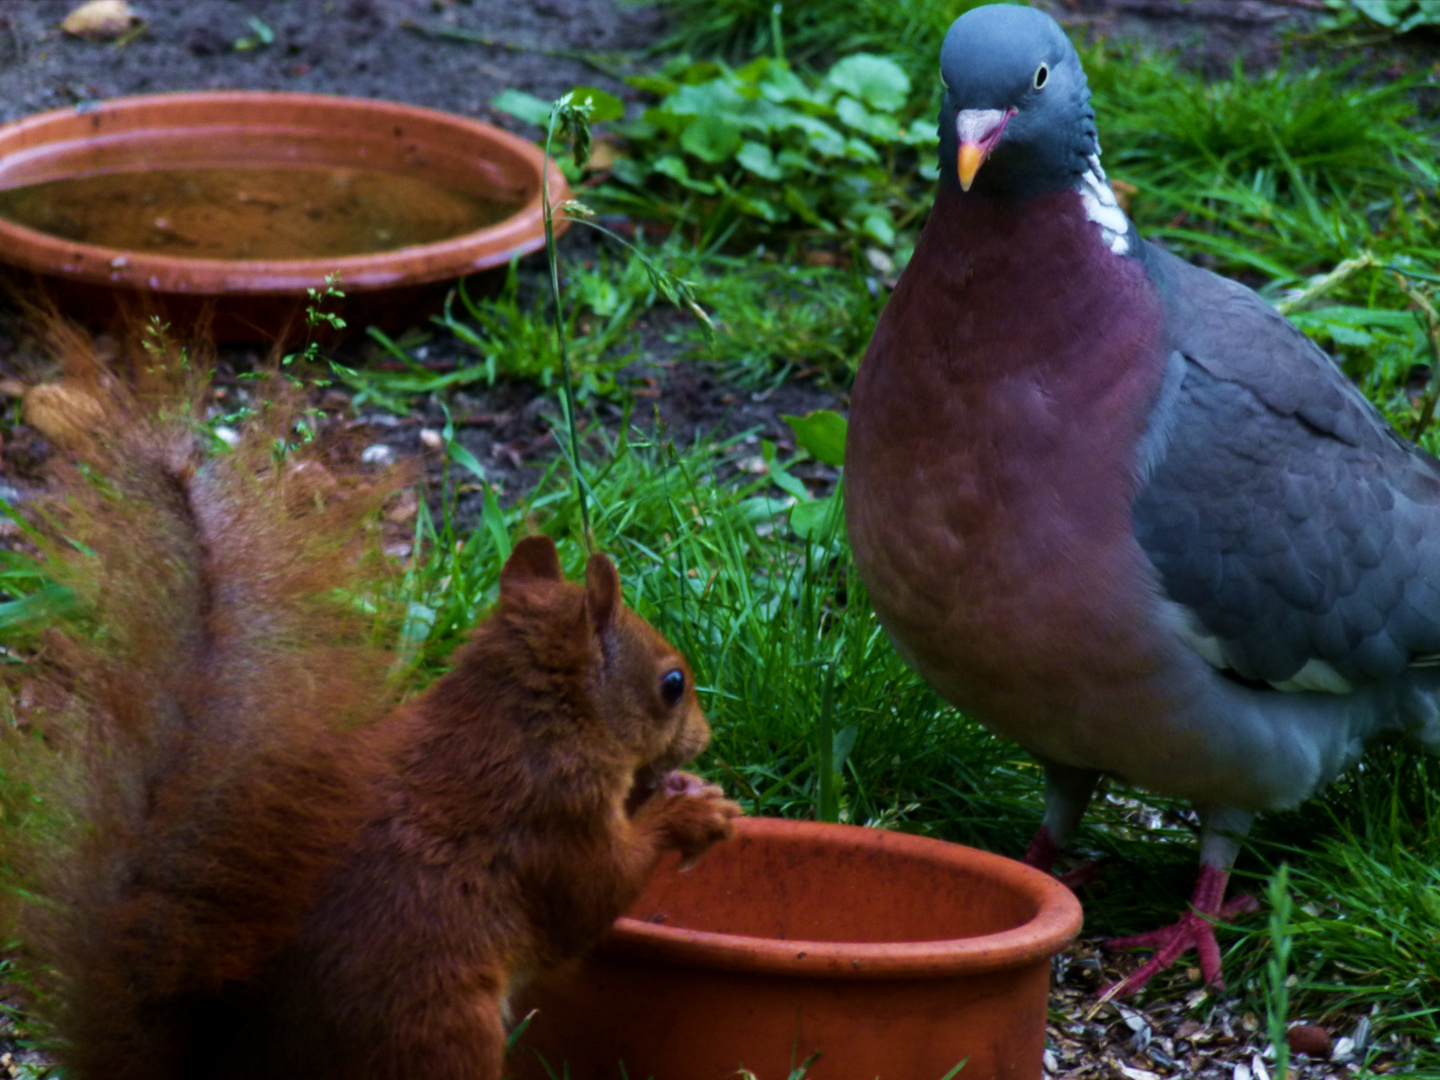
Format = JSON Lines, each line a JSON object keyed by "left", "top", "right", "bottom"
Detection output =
{"left": 1033, "top": 63, "right": 1049, "bottom": 90}
{"left": 660, "top": 669, "right": 686, "bottom": 707}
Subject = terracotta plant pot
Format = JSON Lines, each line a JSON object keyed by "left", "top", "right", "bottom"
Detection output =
{"left": 0, "top": 91, "right": 569, "bottom": 340}
{"left": 512, "top": 817, "right": 1083, "bottom": 1080}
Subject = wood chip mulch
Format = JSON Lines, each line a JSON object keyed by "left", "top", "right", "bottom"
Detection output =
{"left": 1048, "top": 940, "right": 1414, "bottom": 1080}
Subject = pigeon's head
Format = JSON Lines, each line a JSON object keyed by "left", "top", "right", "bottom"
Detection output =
{"left": 938, "top": 4, "right": 1098, "bottom": 199}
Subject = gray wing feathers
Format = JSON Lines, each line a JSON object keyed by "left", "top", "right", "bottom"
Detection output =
{"left": 1141, "top": 241, "right": 1402, "bottom": 451}
{"left": 1134, "top": 241, "right": 1440, "bottom": 687}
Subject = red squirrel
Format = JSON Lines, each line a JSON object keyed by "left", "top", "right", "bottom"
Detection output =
{"left": 2, "top": 327, "right": 740, "bottom": 1080}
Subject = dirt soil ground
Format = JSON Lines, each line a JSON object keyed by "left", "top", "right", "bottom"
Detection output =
{"left": 0, "top": 1, "right": 1411, "bottom": 1078}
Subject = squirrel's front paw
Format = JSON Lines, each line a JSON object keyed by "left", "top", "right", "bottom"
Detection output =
{"left": 661, "top": 770, "right": 715, "bottom": 797}
{"left": 643, "top": 778, "right": 742, "bottom": 868}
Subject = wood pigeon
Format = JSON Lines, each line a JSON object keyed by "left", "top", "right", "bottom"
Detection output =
{"left": 845, "top": 1, "right": 1440, "bottom": 995}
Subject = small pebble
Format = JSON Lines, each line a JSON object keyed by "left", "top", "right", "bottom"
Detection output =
{"left": 213, "top": 426, "right": 240, "bottom": 447}
{"left": 361, "top": 443, "right": 395, "bottom": 466}
{"left": 1287, "top": 1024, "right": 1332, "bottom": 1058}
{"left": 419, "top": 428, "right": 444, "bottom": 451}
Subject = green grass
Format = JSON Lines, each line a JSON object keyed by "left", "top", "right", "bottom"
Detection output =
{"left": 1088, "top": 47, "right": 1440, "bottom": 281}
{"left": 679, "top": 255, "right": 884, "bottom": 386}
{"left": 642, "top": 0, "right": 985, "bottom": 71}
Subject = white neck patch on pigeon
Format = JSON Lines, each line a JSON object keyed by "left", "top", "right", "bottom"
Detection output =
{"left": 1079, "top": 152, "right": 1130, "bottom": 256}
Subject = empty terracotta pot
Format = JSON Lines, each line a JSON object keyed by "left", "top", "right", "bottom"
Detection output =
{"left": 512, "top": 817, "right": 1083, "bottom": 1080}
{"left": 0, "top": 91, "right": 569, "bottom": 340}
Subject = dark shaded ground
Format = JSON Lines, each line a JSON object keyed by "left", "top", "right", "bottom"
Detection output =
{"left": 0, "top": 0, "right": 844, "bottom": 516}
{"left": 0, "top": 0, "right": 656, "bottom": 128}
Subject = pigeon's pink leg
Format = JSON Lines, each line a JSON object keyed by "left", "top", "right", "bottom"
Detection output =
{"left": 1023, "top": 825, "right": 1061, "bottom": 872}
{"left": 1105, "top": 865, "right": 1259, "bottom": 995}
{"left": 1023, "top": 762, "right": 1105, "bottom": 889}
{"left": 1104, "top": 808, "right": 1260, "bottom": 996}
{"left": 1023, "top": 825, "right": 1108, "bottom": 889}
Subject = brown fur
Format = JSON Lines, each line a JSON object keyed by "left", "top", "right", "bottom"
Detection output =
{"left": 4, "top": 327, "right": 739, "bottom": 1080}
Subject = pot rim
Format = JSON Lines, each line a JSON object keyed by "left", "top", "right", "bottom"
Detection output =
{"left": 609, "top": 817, "right": 1083, "bottom": 979}
{"left": 0, "top": 90, "right": 569, "bottom": 294}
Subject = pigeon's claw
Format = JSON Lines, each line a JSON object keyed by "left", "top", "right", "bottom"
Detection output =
{"left": 1103, "top": 865, "right": 1259, "bottom": 997}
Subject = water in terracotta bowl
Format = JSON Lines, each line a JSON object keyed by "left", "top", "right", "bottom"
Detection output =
{"left": 512, "top": 817, "right": 1083, "bottom": 1080}
{"left": 0, "top": 91, "right": 570, "bottom": 341}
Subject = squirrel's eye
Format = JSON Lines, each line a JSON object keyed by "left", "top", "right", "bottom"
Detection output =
{"left": 1033, "top": 63, "right": 1049, "bottom": 90}
{"left": 660, "top": 669, "right": 686, "bottom": 707}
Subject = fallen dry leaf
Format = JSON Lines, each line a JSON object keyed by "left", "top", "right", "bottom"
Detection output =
{"left": 23, "top": 382, "right": 106, "bottom": 449}
{"left": 61, "top": 0, "right": 137, "bottom": 40}
{"left": 385, "top": 488, "right": 419, "bottom": 525}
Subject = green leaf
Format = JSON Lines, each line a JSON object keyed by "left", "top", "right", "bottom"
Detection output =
{"left": 396, "top": 601, "right": 437, "bottom": 666}
{"left": 1353, "top": 0, "right": 1400, "bottom": 26}
{"left": 861, "top": 211, "right": 895, "bottom": 247}
{"left": 650, "top": 154, "right": 717, "bottom": 193}
{"left": 625, "top": 74, "right": 678, "bottom": 97}
{"left": 0, "top": 584, "right": 77, "bottom": 632}
{"left": 671, "top": 59, "right": 724, "bottom": 85}
{"left": 759, "top": 66, "right": 818, "bottom": 106}
{"left": 832, "top": 724, "right": 859, "bottom": 776}
{"left": 735, "top": 57, "right": 777, "bottom": 85}
{"left": 737, "top": 140, "right": 785, "bottom": 180}
{"left": 824, "top": 54, "right": 911, "bottom": 113}
{"left": 782, "top": 410, "right": 847, "bottom": 466}
{"left": 835, "top": 97, "right": 899, "bottom": 142}
{"left": 790, "top": 492, "right": 843, "bottom": 541}
{"left": 234, "top": 15, "right": 275, "bottom": 50}
{"left": 491, "top": 89, "right": 553, "bottom": 127}
{"left": 760, "top": 439, "right": 812, "bottom": 502}
{"left": 1322, "top": 324, "right": 1375, "bottom": 347}
{"left": 844, "top": 137, "right": 881, "bottom": 164}
{"left": 681, "top": 113, "right": 744, "bottom": 163}
{"left": 448, "top": 441, "right": 488, "bottom": 482}
{"left": 904, "top": 118, "right": 939, "bottom": 147}
{"left": 569, "top": 85, "right": 624, "bottom": 122}
{"left": 669, "top": 80, "right": 746, "bottom": 117}
{"left": 783, "top": 184, "right": 826, "bottom": 226}
{"left": 787, "top": 114, "right": 846, "bottom": 158}
{"left": 481, "top": 484, "right": 512, "bottom": 562}
{"left": 714, "top": 175, "right": 785, "bottom": 222}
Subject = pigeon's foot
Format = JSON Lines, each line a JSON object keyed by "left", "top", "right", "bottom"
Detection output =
{"left": 1103, "top": 864, "right": 1259, "bottom": 997}
{"left": 1023, "top": 826, "right": 1109, "bottom": 890}
{"left": 1023, "top": 825, "right": 1061, "bottom": 872}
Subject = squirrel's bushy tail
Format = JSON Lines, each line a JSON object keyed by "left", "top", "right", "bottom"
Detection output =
{"left": 2, "top": 322, "right": 409, "bottom": 1079}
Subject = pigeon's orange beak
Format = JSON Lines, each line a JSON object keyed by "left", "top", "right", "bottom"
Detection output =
{"left": 956, "top": 107, "right": 1016, "bottom": 192}
{"left": 957, "top": 143, "right": 987, "bottom": 191}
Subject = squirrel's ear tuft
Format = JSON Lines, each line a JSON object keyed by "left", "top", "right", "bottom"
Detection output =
{"left": 500, "top": 535, "right": 563, "bottom": 592}
{"left": 583, "top": 552, "right": 619, "bottom": 632}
